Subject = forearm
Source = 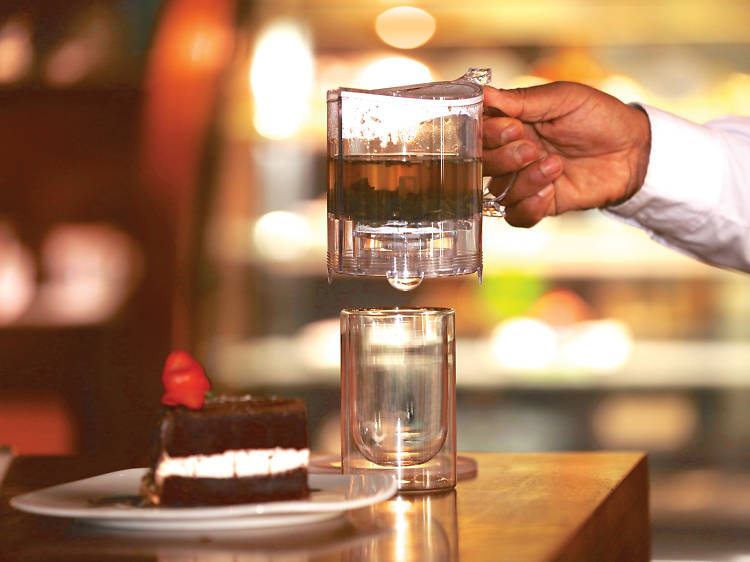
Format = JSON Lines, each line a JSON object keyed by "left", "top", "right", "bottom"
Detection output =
{"left": 604, "top": 106, "right": 750, "bottom": 273}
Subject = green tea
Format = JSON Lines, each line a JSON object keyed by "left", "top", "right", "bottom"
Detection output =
{"left": 328, "top": 155, "right": 482, "bottom": 223}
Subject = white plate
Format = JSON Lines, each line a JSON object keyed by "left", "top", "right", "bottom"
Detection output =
{"left": 10, "top": 469, "right": 397, "bottom": 530}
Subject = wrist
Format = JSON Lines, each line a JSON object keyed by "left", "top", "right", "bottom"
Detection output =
{"left": 617, "top": 103, "right": 651, "bottom": 205}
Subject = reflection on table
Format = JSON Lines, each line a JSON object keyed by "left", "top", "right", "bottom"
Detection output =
{"left": 2, "top": 452, "right": 649, "bottom": 561}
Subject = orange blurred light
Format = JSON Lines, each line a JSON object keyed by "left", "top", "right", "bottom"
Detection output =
{"left": 0, "top": 16, "right": 32, "bottom": 83}
{"left": 531, "top": 47, "right": 607, "bottom": 86}
{"left": 375, "top": 7, "right": 436, "bottom": 50}
{"left": 530, "top": 288, "right": 593, "bottom": 327}
{"left": 188, "top": 27, "right": 231, "bottom": 68}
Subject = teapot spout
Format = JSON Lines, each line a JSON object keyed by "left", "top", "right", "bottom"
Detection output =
{"left": 460, "top": 68, "right": 492, "bottom": 85}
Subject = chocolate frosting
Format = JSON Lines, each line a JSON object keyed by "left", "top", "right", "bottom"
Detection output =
{"left": 156, "top": 396, "right": 308, "bottom": 457}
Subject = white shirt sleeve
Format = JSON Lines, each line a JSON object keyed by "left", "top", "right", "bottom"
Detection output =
{"left": 603, "top": 105, "right": 750, "bottom": 273}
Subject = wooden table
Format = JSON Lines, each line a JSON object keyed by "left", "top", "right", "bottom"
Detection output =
{"left": 1, "top": 452, "right": 649, "bottom": 561}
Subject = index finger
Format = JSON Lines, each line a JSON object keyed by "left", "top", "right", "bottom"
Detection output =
{"left": 484, "top": 82, "right": 585, "bottom": 123}
{"left": 484, "top": 86, "right": 524, "bottom": 119}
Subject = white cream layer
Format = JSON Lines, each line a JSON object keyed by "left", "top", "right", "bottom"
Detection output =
{"left": 155, "top": 447, "right": 309, "bottom": 485}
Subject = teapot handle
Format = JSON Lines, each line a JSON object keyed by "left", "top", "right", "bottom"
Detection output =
{"left": 462, "top": 68, "right": 514, "bottom": 217}
{"left": 482, "top": 172, "right": 517, "bottom": 217}
{"left": 455, "top": 67, "right": 515, "bottom": 217}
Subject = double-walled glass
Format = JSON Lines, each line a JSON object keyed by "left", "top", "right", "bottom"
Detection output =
{"left": 340, "top": 307, "right": 456, "bottom": 491}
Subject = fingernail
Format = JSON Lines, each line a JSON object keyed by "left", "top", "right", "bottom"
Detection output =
{"left": 514, "top": 143, "right": 536, "bottom": 165}
{"left": 540, "top": 157, "right": 561, "bottom": 177}
{"left": 537, "top": 184, "right": 554, "bottom": 198}
{"left": 500, "top": 124, "right": 521, "bottom": 144}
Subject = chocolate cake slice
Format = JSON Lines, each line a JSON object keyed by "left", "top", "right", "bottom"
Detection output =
{"left": 142, "top": 396, "right": 310, "bottom": 506}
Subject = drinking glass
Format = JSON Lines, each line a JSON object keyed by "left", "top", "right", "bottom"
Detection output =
{"left": 340, "top": 307, "right": 456, "bottom": 491}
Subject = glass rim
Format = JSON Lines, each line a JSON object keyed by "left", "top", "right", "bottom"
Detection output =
{"left": 341, "top": 306, "right": 454, "bottom": 318}
{"left": 329, "top": 88, "right": 483, "bottom": 107}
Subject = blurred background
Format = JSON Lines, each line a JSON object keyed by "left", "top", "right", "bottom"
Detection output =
{"left": 0, "top": 0, "right": 749, "bottom": 559}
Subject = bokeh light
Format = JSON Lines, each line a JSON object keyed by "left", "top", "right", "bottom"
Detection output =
{"left": 599, "top": 74, "right": 648, "bottom": 104}
{"left": 297, "top": 318, "right": 340, "bottom": 370}
{"left": 558, "top": 320, "right": 633, "bottom": 370}
{"left": 375, "top": 7, "right": 436, "bottom": 50}
{"left": 45, "top": 39, "right": 93, "bottom": 85}
{"left": 0, "top": 228, "right": 35, "bottom": 324}
{"left": 490, "top": 317, "right": 557, "bottom": 370}
{"left": 251, "top": 20, "right": 313, "bottom": 139}
{"left": 40, "top": 224, "right": 139, "bottom": 324}
{"left": 0, "top": 17, "right": 32, "bottom": 83}
{"left": 355, "top": 56, "right": 432, "bottom": 90}
{"left": 253, "top": 210, "right": 313, "bottom": 262}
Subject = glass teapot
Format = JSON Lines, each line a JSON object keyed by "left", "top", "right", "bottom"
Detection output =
{"left": 326, "top": 68, "right": 508, "bottom": 291}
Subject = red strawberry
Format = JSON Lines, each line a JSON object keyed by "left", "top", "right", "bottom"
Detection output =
{"left": 161, "top": 351, "right": 211, "bottom": 409}
{"left": 162, "top": 350, "right": 202, "bottom": 374}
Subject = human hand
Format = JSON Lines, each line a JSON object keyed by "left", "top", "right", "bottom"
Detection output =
{"left": 482, "top": 81, "right": 651, "bottom": 227}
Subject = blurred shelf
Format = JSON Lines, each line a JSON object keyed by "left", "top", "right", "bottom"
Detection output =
{"left": 651, "top": 468, "right": 750, "bottom": 526}
{"left": 211, "top": 337, "right": 750, "bottom": 390}
{"left": 459, "top": 339, "right": 750, "bottom": 389}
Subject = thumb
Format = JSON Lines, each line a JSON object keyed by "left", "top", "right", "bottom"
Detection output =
{"left": 484, "top": 82, "right": 581, "bottom": 123}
